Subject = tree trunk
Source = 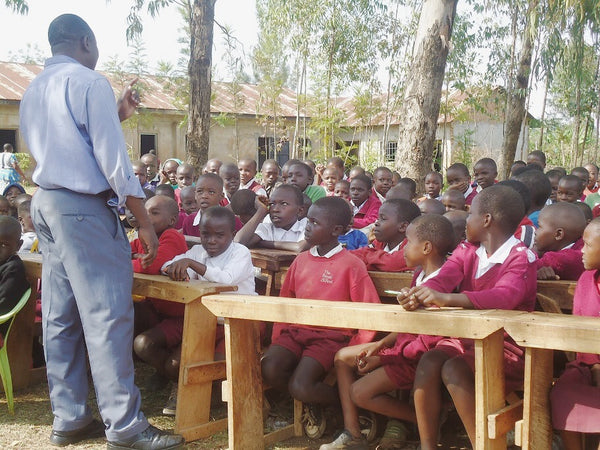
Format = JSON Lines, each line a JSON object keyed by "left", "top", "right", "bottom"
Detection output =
{"left": 394, "top": 0, "right": 457, "bottom": 187}
{"left": 186, "top": 0, "right": 215, "bottom": 172}
{"left": 537, "top": 76, "right": 549, "bottom": 151}
{"left": 500, "top": 0, "right": 537, "bottom": 179}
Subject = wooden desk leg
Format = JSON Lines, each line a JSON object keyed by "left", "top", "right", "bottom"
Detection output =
{"left": 521, "top": 348, "right": 553, "bottom": 450}
{"left": 224, "top": 318, "right": 263, "bottom": 450}
{"left": 175, "top": 300, "right": 218, "bottom": 441}
{"left": 8, "top": 286, "right": 37, "bottom": 390}
{"left": 475, "top": 329, "right": 506, "bottom": 450}
{"left": 265, "top": 270, "right": 275, "bottom": 297}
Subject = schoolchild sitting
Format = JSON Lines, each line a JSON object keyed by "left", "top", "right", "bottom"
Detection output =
{"left": 512, "top": 167, "right": 552, "bottom": 227}
{"left": 238, "top": 158, "right": 267, "bottom": 197}
{"left": 440, "top": 188, "right": 466, "bottom": 212}
{"left": 181, "top": 173, "right": 225, "bottom": 237}
{"left": 351, "top": 199, "right": 421, "bottom": 272}
{"left": 338, "top": 202, "right": 368, "bottom": 250}
{"left": 400, "top": 185, "right": 537, "bottom": 449}
{"left": 534, "top": 202, "right": 586, "bottom": 281}
{"left": 321, "top": 214, "right": 455, "bottom": 450}
{"left": 260, "top": 159, "right": 280, "bottom": 197}
{"left": 287, "top": 162, "right": 327, "bottom": 203}
{"left": 0, "top": 195, "right": 9, "bottom": 216}
{"left": 2, "top": 183, "right": 26, "bottom": 218}
{"left": 472, "top": 157, "right": 498, "bottom": 192}
{"left": 234, "top": 184, "right": 309, "bottom": 252}
{"left": 17, "top": 200, "right": 38, "bottom": 253}
{"left": 261, "top": 197, "right": 380, "bottom": 412}
{"left": 322, "top": 167, "right": 341, "bottom": 197}
{"left": 372, "top": 167, "right": 394, "bottom": 202}
{"left": 350, "top": 174, "right": 382, "bottom": 231}
{"left": 557, "top": 175, "right": 584, "bottom": 204}
{"left": 155, "top": 184, "right": 176, "bottom": 200}
{"left": 445, "top": 162, "right": 477, "bottom": 206}
{"left": 132, "top": 160, "right": 153, "bottom": 192}
{"left": 498, "top": 179, "right": 536, "bottom": 249}
{"left": 418, "top": 198, "right": 445, "bottom": 215}
{"left": 443, "top": 210, "right": 468, "bottom": 250}
{"left": 173, "top": 163, "right": 195, "bottom": 205}
{"left": 230, "top": 188, "right": 257, "bottom": 225}
{"left": 334, "top": 180, "right": 351, "bottom": 202}
{"left": 219, "top": 163, "right": 240, "bottom": 206}
{"left": 175, "top": 185, "right": 198, "bottom": 230}
{"left": 417, "top": 171, "right": 443, "bottom": 202}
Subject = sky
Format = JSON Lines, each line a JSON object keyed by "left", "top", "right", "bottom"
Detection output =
{"left": 0, "top": 0, "right": 258, "bottom": 74}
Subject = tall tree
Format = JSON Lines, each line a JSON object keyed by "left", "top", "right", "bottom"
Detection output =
{"left": 394, "top": 0, "right": 458, "bottom": 183}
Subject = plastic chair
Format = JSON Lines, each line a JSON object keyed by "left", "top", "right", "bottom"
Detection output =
{"left": 0, "top": 287, "right": 32, "bottom": 414}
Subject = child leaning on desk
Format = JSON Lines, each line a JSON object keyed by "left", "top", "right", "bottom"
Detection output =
{"left": 398, "top": 185, "right": 537, "bottom": 450}
{"left": 550, "top": 217, "right": 600, "bottom": 450}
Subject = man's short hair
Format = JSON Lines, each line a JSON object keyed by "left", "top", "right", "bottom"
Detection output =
{"left": 48, "top": 14, "right": 93, "bottom": 48}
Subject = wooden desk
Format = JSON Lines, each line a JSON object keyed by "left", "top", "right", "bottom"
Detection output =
{"left": 21, "top": 253, "right": 234, "bottom": 442}
{"left": 250, "top": 249, "right": 297, "bottom": 295}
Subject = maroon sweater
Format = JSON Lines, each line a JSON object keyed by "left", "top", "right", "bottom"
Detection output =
{"left": 536, "top": 238, "right": 584, "bottom": 281}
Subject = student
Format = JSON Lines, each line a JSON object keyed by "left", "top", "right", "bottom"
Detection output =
{"left": 326, "top": 156, "right": 346, "bottom": 180}
{"left": 238, "top": 158, "right": 267, "bottom": 197}
{"left": 219, "top": 163, "right": 240, "bottom": 206}
{"left": 497, "top": 179, "right": 536, "bottom": 249}
{"left": 132, "top": 160, "right": 153, "bottom": 192}
{"left": 386, "top": 184, "right": 414, "bottom": 202}
{"left": 397, "top": 178, "right": 417, "bottom": 200}
{"left": 141, "top": 153, "right": 160, "bottom": 188}
{"left": 571, "top": 167, "right": 590, "bottom": 201}
{"left": 473, "top": 157, "right": 497, "bottom": 192}
{"left": 17, "top": 200, "right": 38, "bottom": 253}
{"left": 322, "top": 167, "right": 341, "bottom": 196}
{"left": 0, "top": 216, "right": 29, "bottom": 345}
{"left": 350, "top": 174, "right": 382, "bottom": 231}
{"left": 260, "top": 159, "right": 280, "bottom": 197}
{"left": 287, "top": 162, "right": 327, "bottom": 203}
{"left": 2, "top": 183, "right": 26, "bottom": 218}
{"left": 351, "top": 199, "right": 421, "bottom": 272}
{"left": 534, "top": 202, "right": 586, "bottom": 281}
{"left": 349, "top": 166, "right": 366, "bottom": 180}
{"left": 574, "top": 201, "right": 593, "bottom": 224}
{"left": 418, "top": 171, "right": 443, "bottom": 202}
{"left": 557, "top": 175, "right": 584, "bottom": 204}
{"left": 402, "top": 185, "right": 537, "bottom": 449}
{"left": 261, "top": 197, "right": 380, "bottom": 411}
{"left": 181, "top": 173, "right": 224, "bottom": 237}
{"left": 509, "top": 160, "right": 527, "bottom": 178}
{"left": 392, "top": 171, "right": 401, "bottom": 187}
{"left": 418, "top": 199, "right": 445, "bottom": 215}
{"left": 526, "top": 150, "right": 546, "bottom": 169}
{"left": 372, "top": 167, "right": 394, "bottom": 202}
{"left": 321, "top": 215, "right": 454, "bottom": 450}
{"left": 583, "top": 163, "right": 598, "bottom": 196}
{"left": 175, "top": 185, "right": 198, "bottom": 230}
{"left": 203, "top": 158, "right": 222, "bottom": 175}
{"left": 130, "top": 196, "right": 188, "bottom": 413}
{"left": 512, "top": 167, "right": 552, "bottom": 226}
{"left": 444, "top": 210, "right": 468, "bottom": 250}
{"left": 550, "top": 218, "right": 600, "bottom": 450}
{"left": 546, "top": 169, "right": 563, "bottom": 205}
{"left": 230, "top": 189, "right": 257, "bottom": 225}
{"left": 235, "top": 184, "right": 309, "bottom": 252}
{"left": 162, "top": 206, "right": 256, "bottom": 412}
{"left": 445, "top": 162, "right": 477, "bottom": 206}
{"left": 155, "top": 183, "right": 176, "bottom": 200}
{"left": 160, "top": 158, "right": 181, "bottom": 187}
{"left": 173, "top": 163, "right": 195, "bottom": 205}
{"left": 280, "top": 158, "right": 303, "bottom": 184}
{"left": 0, "top": 195, "right": 9, "bottom": 216}
{"left": 441, "top": 189, "right": 466, "bottom": 212}
{"left": 334, "top": 180, "right": 351, "bottom": 201}
{"left": 300, "top": 193, "right": 312, "bottom": 220}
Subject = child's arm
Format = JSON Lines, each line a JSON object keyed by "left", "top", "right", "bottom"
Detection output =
{"left": 407, "top": 285, "right": 473, "bottom": 309}
{"left": 234, "top": 196, "right": 268, "bottom": 247}
{"left": 537, "top": 266, "right": 559, "bottom": 280}
{"left": 164, "top": 258, "right": 207, "bottom": 281}
{"left": 132, "top": 230, "right": 187, "bottom": 275}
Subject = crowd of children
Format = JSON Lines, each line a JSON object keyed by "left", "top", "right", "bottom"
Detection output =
{"left": 4, "top": 146, "right": 600, "bottom": 449}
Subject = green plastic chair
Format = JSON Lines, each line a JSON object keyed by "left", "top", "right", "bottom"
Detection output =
{"left": 0, "top": 287, "right": 32, "bottom": 414}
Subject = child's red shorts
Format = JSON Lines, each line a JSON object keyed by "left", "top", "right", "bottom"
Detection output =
{"left": 272, "top": 326, "right": 350, "bottom": 371}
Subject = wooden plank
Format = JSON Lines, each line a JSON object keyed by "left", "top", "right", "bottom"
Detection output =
{"left": 293, "top": 398, "right": 303, "bottom": 437}
{"left": 8, "top": 284, "right": 37, "bottom": 390}
{"left": 536, "top": 280, "right": 576, "bottom": 310}
{"left": 177, "top": 418, "right": 228, "bottom": 443}
{"left": 203, "top": 294, "right": 508, "bottom": 339}
{"left": 263, "top": 425, "right": 296, "bottom": 447}
{"left": 520, "top": 348, "right": 553, "bottom": 450}
{"left": 250, "top": 249, "right": 297, "bottom": 271}
{"left": 367, "top": 271, "right": 413, "bottom": 298}
{"left": 475, "top": 328, "right": 507, "bottom": 450}
{"left": 225, "top": 318, "right": 264, "bottom": 450}
{"left": 488, "top": 400, "right": 523, "bottom": 439}
{"left": 183, "top": 361, "right": 226, "bottom": 385}
{"left": 175, "top": 300, "right": 218, "bottom": 440}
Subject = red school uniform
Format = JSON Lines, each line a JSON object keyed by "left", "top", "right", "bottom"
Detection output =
{"left": 423, "top": 237, "right": 537, "bottom": 391}
{"left": 464, "top": 185, "right": 478, "bottom": 206}
{"left": 352, "top": 193, "right": 382, "bottom": 229}
{"left": 535, "top": 238, "right": 585, "bottom": 281}
{"left": 271, "top": 246, "right": 380, "bottom": 370}
{"left": 551, "top": 269, "right": 600, "bottom": 433}
{"left": 351, "top": 239, "right": 410, "bottom": 272}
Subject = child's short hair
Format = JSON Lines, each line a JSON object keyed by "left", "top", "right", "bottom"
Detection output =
{"left": 261, "top": 159, "right": 279, "bottom": 171}
{"left": 512, "top": 168, "right": 551, "bottom": 209}
{"left": 527, "top": 150, "right": 546, "bottom": 166}
{"left": 302, "top": 193, "right": 312, "bottom": 209}
{"left": 0, "top": 215, "right": 21, "bottom": 241}
{"left": 313, "top": 196, "right": 352, "bottom": 228}
{"left": 571, "top": 166, "right": 589, "bottom": 186}
{"left": 142, "top": 188, "right": 155, "bottom": 200}
{"left": 497, "top": 180, "right": 531, "bottom": 213}
{"left": 198, "top": 172, "right": 225, "bottom": 190}
{"left": 335, "top": 180, "right": 350, "bottom": 190}
{"left": 545, "top": 169, "right": 562, "bottom": 181}
{"left": 474, "top": 157, "right": 498, "bottom": 171}
{"left": 384, "top": 198, "right": 421, "bottom": 223}
{"left": 574, "top": 201, "right": 593, "bottom": 223}
{"left": 238, "top": 158, "right": 257, "bottom": 171}
{"left": 273, "top": 184, "right": 303, "bottom": 205}
{"left": 425, "top": 171, "right": 443, "bottom": 183}
{"left": 373, "top": 166, "right": 393, "bottom": 177}
{"left": 411, "top": 214, "right": 455, "bottom": 256}
{"left": 200, "top": 206, "right": 236, "bottom": 232}
{"left": 397, "top": 177, "right": 417, "bottom": 195}
{"left": 418, "top": 198, "right": 446, "bottom": 215}
{"left": 351, "top": 173, "right": 372, "bottom": 190}
{"left": 161, "top": 196, "right": 180, "bottom": 218}
{"left": 155, "top": 184, "right": 175, "bottom": 199}
{"left": 230, "top": 189, "right": 257, "bottom": 217}
{"left": 477, "top": 185, "right": 525, "bottom": 234}
{"left": 289, "top": 162, "right": 313, "bottom": 178}
{"left": 447, "top": 162, "right": 470, "bottom": 177}
{"left": 17, "top": 200, "right": 31, "bottom": 217}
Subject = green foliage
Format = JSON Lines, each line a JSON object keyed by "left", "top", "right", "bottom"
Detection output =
{"left": 14, "top": 153, "right": 31, "bottom": 173}
{"left": 453, "top": 128, "right": 475, "bottom": 169}
{"left": 7, "top": 43, "right": 47, "bottom": 64}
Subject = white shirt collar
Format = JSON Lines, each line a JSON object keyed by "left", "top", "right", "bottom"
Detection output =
{"left": 476, "top": 185, "right": 483, "bottom": 193}
{"left": 384, "top": 243, "right": 401, "bottom": 253}
{"left": 561, "top": 242, "right": 575, "bottom": 250}
{"left": 192, "top": 210, "right": 203, "bottom": 227}
{"left": 289, "top": 217, "right": 307, "bottom": 233}
{"left": 309, "top": 243, "right": 344, "bottom": 258}
{"left": 240, "top": 178, "right": 256, "bottom": 189}
{"left": 352, "top": 199, "right": 367, "bottom": 215}
{"left": 415, "top": 267, "right": 442, "bottom": 286}
{"left": 374, "top": 189, "right": 386, "bottom": 203}
{"left": 475, "top": 235, "right": 520, "bottom": 278}
{"left": 464, "top": 185, "right": 474, "bottom": 198}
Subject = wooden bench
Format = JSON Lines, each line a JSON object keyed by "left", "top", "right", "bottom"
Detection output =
{"left": 20, "top": 253, "right": 235, "bottom": 442}
{"left": 250, "top": 249, "right": 297, "bottom": 296}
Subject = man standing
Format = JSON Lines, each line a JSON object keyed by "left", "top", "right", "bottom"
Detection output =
{"left": 20, "top": 14, "right": 183, "bottom": 449}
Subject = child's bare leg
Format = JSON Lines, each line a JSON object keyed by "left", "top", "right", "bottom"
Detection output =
{"left": 261, "top": 345, "right": 298, "bottom": 392}
{"left": 164, "top": 345, "right": 181, "bottom": 381}
{"left": 351, "top": 367, "right": 415, "bottom": 423}
{"left": 289, "top": 356, "right": 336, "bottom": 405}
{"left": 334, "top": 343, "right": 371, "bottom": 438}
{"left": 441, "top": 357, "right": 476, "bottom": 444}
{"left": 413, "top": 349, "right": 450, "bottom": 450}
{"left": 560, "top": 430, "right": 583, "bottom": 450}
{"left": 133, "top": 328, "right": 169, "bottom": 376}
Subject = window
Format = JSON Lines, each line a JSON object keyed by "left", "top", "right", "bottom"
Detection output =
{"left": 0, "top": 130, "right": 17, "bottom": 151}
{"left": 140, "top": 134, "right": 157, "bottom": 156}
{"left": 385, "top": 141, "right": 397, "bottom": 163}
{"left": 258, "top": 137, "right": 276, "bottom": 168}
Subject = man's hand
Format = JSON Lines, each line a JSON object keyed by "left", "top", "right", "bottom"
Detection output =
{"left": 136, "top": 223, "right": 158, "bottom": 269}
{"left": 118, "top": 78, "right": 140, "bottom": 122}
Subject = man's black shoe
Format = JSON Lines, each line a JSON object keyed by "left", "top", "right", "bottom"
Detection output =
{"left": 106, "top": 425, "right": 184, "bottom": 449}
{"left": 49, "top": 418, "right": 105, "bottom": 447}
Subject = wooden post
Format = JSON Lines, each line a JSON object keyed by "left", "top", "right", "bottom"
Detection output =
{"left": 475, "top": 328, "right": 507, "bottom": 450}
{"left": 7, "top": 282, "right": 37, "bottom": 390}
{"left": 224, "top": 318, "right": 263, "bottom": 450}
{"left": 521, "top": 347, "right": 553, "bottom": 449}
